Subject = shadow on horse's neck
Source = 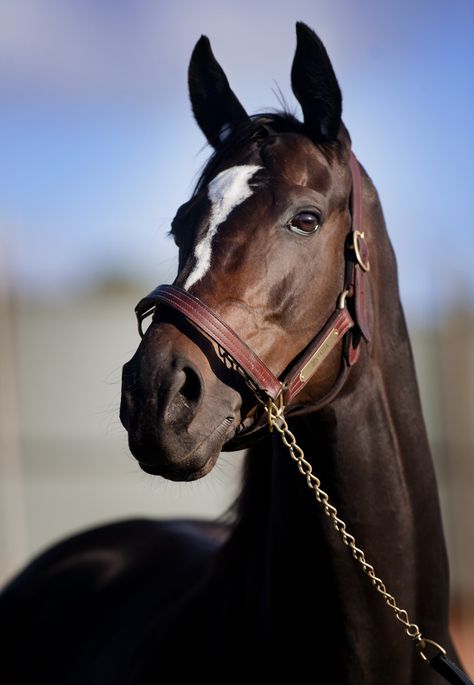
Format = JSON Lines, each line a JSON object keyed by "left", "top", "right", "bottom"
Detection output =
{"left": 220, "top": 182, "right": 451, "bottom": 682}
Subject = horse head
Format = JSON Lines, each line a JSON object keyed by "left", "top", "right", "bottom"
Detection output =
{"left": 120, "top": 23, "right": 371, "bottom": 481}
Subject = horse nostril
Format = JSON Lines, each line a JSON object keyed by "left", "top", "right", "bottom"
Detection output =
{"left": 179, "top": 366, "right": 201, "bottom": 403}
{"left": 164, "top": 363, "right": 202, "bottom": 426}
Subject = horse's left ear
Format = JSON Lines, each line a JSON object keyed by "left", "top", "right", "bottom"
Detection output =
{"left": 291, "top": 22, "right": 342, "bottom": 143}
{"left": 188, "top": 36, "right": 249, "bottom": 148}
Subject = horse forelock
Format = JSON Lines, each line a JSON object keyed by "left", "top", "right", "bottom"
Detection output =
{"left": 193, "top": 112, "right": 348, "bottom": 196}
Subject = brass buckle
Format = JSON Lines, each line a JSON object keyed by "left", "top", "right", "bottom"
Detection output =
{"left": 353, "top": 230, "right": 370, "bottom": 272}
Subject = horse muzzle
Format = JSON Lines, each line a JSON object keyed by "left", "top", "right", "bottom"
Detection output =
{"left": 120, "top": 320, "right": 241, "bottom": 480}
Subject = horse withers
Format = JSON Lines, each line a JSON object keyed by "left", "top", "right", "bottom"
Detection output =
{"left": 0, "top": 22, "right": 462, "bottom": 684}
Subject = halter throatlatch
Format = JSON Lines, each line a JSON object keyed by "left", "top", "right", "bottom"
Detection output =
{"left": 135, "top": 152, "right": 370, "bottom": 419}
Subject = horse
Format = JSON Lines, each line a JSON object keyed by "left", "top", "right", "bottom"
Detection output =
{"left": 0, "top": 22, "right": 465, "bottom": 684}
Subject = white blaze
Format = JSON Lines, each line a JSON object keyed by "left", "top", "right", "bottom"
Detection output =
{"left": 183, "top": 164, "right": 261, "bottom": 290}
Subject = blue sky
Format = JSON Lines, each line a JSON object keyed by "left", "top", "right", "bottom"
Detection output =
{"left": 1, "top": 0, "right": 473, "bottom": 321}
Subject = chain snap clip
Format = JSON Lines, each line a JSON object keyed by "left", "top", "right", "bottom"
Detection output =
{"left": 416, "top": 638, "right": 447, "bottom": 663}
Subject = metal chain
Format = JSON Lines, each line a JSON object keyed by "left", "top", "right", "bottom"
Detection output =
{"left": 265, "top": 398, "right": 447, "bottom": 665}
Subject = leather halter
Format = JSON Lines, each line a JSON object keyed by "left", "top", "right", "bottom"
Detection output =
{"left": 135, "top": 152, "right": 370, "bottom": 441}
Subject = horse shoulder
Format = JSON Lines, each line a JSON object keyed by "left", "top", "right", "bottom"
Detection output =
{"left": 0, "top": 518, "right": 228, "bottom": 683}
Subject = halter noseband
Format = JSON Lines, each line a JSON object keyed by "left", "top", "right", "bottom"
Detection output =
{"left": 135, "top": 152, "right": 370, "bottom": 442}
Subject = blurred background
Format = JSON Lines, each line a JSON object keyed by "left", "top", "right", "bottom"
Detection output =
{"left": 0, "top": 0, "right": 473, "bottom": 671}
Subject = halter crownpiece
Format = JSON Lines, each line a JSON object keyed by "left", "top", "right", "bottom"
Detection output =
{"left": 135, "top": 152, "right": 370, "bottom": 418}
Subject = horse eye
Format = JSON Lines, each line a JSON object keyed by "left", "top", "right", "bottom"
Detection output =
{"left": 288, "top": 211, "right": 320, "bottom": 235}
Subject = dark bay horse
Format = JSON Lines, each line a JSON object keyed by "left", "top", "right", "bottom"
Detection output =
{"left": 0, "top": 22, "right": 463, "bottom": 684}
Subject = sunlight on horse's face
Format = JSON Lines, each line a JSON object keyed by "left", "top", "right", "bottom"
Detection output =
{"left": 121, "top": 131, "right": 352, "bottom": 480}
{"left": 177, "top": 133, "right": 351, "bottom": 376}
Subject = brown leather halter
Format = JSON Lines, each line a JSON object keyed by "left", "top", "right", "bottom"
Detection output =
{"left": 135, "top": 152, "right": 370, "bottom": 443}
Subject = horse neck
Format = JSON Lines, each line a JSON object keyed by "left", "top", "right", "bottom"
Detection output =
{"left": 224, "top": 185, "right": 451, "bottom": 681}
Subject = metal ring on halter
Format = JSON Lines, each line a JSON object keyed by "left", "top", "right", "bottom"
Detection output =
{"left": 353, "top": 230, "right": 370, "bottom": 272}
{"left": 137, "top": 307, "right": 155, "bottom": 338}
{"left": 338, "top": 289, "right": 351, "bottom": 309}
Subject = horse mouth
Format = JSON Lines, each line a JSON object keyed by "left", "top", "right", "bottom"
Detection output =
{"left": 134, "top": 416, "right": 236, "bottom": 481}
{"left": 139, "top": 459, "right": 215, "bottom": 482}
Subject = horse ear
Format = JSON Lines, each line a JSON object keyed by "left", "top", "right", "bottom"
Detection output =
{"left": 188, "top": 36, "right": 249, "bottom": 148}
{"left": 291, "top": 22, "right": 342, "bottom": 143}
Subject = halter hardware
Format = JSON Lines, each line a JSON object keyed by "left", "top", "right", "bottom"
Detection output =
{"left": 353, "top": 229, "right": 371, "bottom": 272}
{"left": 298, "top": 327, "right": 341, "bottom": 384}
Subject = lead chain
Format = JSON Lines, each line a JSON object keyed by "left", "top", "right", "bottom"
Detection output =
{"left": 265, "top": 398, "right": 447, "bottom": 665}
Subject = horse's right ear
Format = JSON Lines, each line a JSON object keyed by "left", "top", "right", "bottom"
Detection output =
{"left": 188, "top": 36, "right": 249, "bottom": 148}
{"left": 291, "top": 23, "right": 342, "bottom": 143}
